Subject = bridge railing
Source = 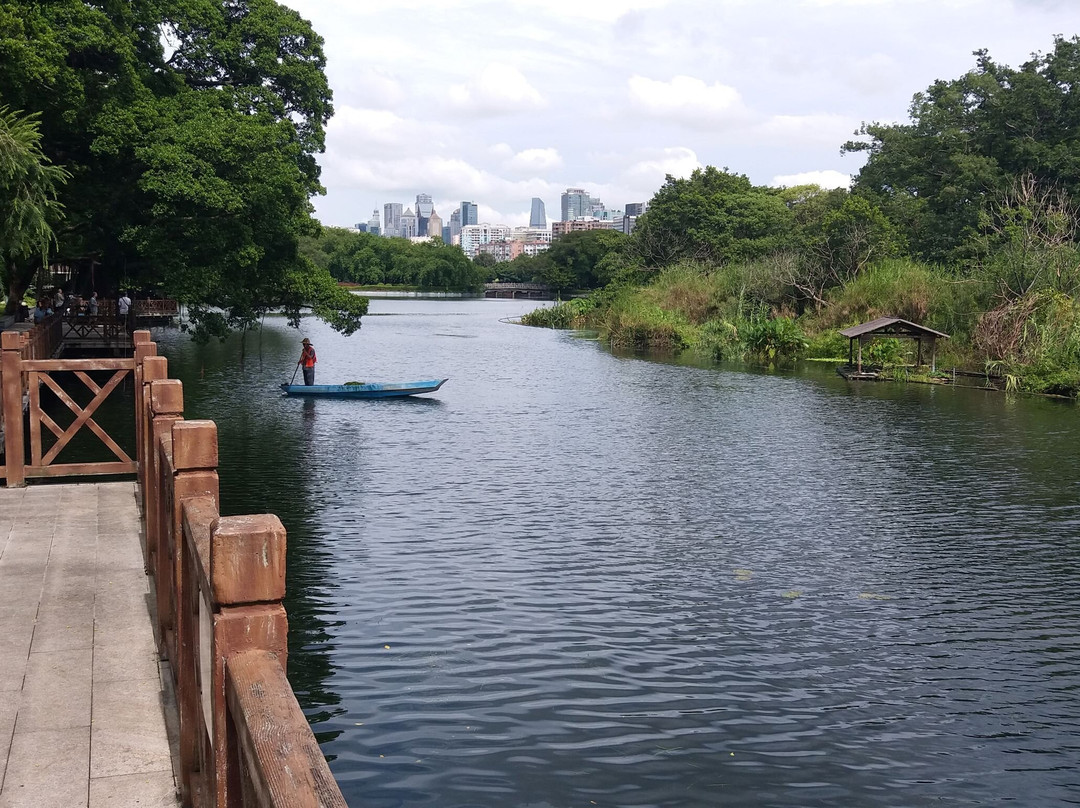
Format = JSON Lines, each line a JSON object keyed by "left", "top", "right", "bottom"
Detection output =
{"left": 134, "top": 331, "right": 347, "bottom": 808}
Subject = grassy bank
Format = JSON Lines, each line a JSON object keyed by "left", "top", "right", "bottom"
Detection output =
{"left": 520, "top": 258, "right": 1080, "bottom": 398}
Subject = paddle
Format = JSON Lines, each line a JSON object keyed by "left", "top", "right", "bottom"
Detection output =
{"left": 288, "top": 362, "right": 300, "bottom": 387}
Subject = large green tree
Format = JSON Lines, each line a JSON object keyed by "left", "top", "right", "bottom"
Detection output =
{"left": 630, "top": 167, "right": 794, "bottom": 268}
{"left": 0, "top": 0, "right": 365, "bottom": 335}
{"left": 846, "top": 36, "right": 1080, "bottom": 264}
{"left": 0, "top": 106, "right": 68, "bottom": 304}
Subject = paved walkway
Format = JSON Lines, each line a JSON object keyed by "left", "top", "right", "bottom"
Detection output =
{"left": 0, "top": 482, "right": 179, "bottom": 808}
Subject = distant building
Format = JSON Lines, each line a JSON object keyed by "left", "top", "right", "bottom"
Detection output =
{"left": 367, "top": 209, "right": 381, "bottom": 235}
{"left": 427, "top": 209, "right": 443, "bottom": 241}
{"left": 416, "top": 193, "right": 433, "bottom": 236}
{"left": 511, "top": 226, "right": 552, "bottom": 244}
{"left": 459, "top": 223, "right": 510, "bottom": 258}
{"left": 529, "top": 197, "right": 547, "bottom": 228}
{"left": 442, "top": 224, "right": 453, "bottom": 245}
{"left": 449, "top": 208, "right": 462, "bottom": 243}
{"left": 461, "top": 201, "right": 479, "bottom": 226}
{"left": 561, "top": 188, "right": 590, "bottom": 221}
{"left": 476, "top": 241, "right": 522, "bottom": 262}
{"left": 383, "top": 202, "right": 402, "bottom": 237}
{"left": 399, "top": 207, "right": 418, "bottom": 239}
{"left": 551, "top": 218, "right": 618, "bottom": 237}
{"left": 625, "top": 202, "right": 645, "bottom": 217}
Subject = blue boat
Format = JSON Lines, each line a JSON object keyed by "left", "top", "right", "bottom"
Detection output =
{"left": 280, "top": 379, "right": 448, "bottom": 399}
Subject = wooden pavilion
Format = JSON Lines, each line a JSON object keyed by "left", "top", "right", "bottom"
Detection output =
{"left": 839, "top": 317, "right": 949, "bottom": 376}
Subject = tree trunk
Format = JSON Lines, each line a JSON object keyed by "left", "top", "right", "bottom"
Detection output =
{"left": 5, "top": 256, "right": 41, "bottom": 318}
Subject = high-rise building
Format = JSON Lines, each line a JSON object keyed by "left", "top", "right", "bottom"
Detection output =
{"left": 427, "top": 209, "right": 443, "bottom": 241}
{"left": 399, "top": 207, "right": 418, "bottom": 239}
{"left": 625, "top": 203, "right": 644, "bottom": 217}
{"left": 443, "top": 225, "right": 453, "bottom": 245}
{"left": 416, "top": 193, "right": 433, "bottom": 236}
{"left": 368, "top": 209, "right": 381, "bottom": 235}
{"left": 449, "top": 208, "right": 462, "bottom": 243}
{"left": 561, "top": 188, "right": 590, "bottom": 221}
{"left": 461, "top": 201, "right": 479, "bottom": 226}
{"left": 529, "top": 197, "right": 547, "bottom": 228}
{"left": 383, "top": 203, "right": 402, "bottom": 237}
{"left": 459, "top": 223, "right": 510, "bottom": 258}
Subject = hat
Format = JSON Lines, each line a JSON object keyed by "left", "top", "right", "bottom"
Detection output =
{"left": 301, "top": 338, "right": 311, "bottom": 344}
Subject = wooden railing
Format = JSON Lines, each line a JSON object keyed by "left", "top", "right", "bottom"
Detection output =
{"left": 2, "top": 312, "right": 94, "bottom": 485}
{"left": 133, "top": 332, "right": 348, "bottom": 808}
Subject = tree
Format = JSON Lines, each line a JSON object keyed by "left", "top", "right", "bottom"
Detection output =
{"left": 846, "top": 36, "right": 1080, "bottom": 263}
{"left": 0, "top": 0, "right": 365, "bottom": 335}
{"left": 630, "top": 167, "right": 794, "bottom": 268}
{"left": 542, "top": 229, "right": 627, "bottom": 290}
{"left": 0, "top": 107, "right": 68, "bottom": 307}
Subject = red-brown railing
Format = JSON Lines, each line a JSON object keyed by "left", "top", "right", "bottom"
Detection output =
{"left": 134, "top": 331, "right": 348, "bottom": 808}
{"left": 0, "top": 326, "right": 347, "bottom": 806}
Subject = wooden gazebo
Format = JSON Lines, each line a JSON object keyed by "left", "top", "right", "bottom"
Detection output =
{"left": 840, "top": 317, "right": 949, "bottom": 374}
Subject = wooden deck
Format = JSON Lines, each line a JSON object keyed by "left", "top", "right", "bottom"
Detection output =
{"left": 0, "top": 481, "right": 179, "bottom": 808}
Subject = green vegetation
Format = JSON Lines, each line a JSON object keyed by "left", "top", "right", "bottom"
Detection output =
{"left": 0, "top": 0, "right": 365, "bottom": 340}
{"left": 520, "top": 36, "right": 1080, "bottom": 397}
{"left": 301, "top": 227, "right": 484, "bottom": 290}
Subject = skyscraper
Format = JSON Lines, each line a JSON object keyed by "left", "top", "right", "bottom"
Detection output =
{"left": 625, "top": 203, "right": 644, "bottom": 216}
{"left": 399, "top": 207, "right": 418, "bottom": 239}
{"left": 383, "top": 202, "right": 402, "bottom": 237}
{"left": 427, "top": 209, "right": 443, "bottom": 241}
{"left": 529, "top": 197, "right": 547, "bottom": 228}
{"left": 367, "top": 209, "right": 381, "bottom": 235}
{"left": 561, "top": 188, "right": 590, "bottom": 221}
{"left": 461, "top": 201, "right": 478, "bottom": 226}
{"left": 416, "top": 193, "right": 433, "bottom": 237}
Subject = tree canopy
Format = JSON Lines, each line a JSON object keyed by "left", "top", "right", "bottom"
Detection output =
{"left": 845, "top": 35, "right": 1080, "bottom": 263}
{"left": 0, "top": 0, "right": 365, "bottom": 335}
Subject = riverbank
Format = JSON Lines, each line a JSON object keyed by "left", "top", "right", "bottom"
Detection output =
{"left": 519, "top": 259, "right": 1080, "bottom": 398}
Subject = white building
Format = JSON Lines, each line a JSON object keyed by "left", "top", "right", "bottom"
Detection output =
{"left": 459, "top": 223, "right": 511, "bottom": 258}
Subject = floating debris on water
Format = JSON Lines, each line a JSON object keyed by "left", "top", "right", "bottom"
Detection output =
{"left": 858, "top": 592, "right": 893, "bottom": 600}
{"left": 782, "top": 590, "right": 802, "bottom": 599}
{"left": 734, "top": 568, "right": 753, "bottom": 581}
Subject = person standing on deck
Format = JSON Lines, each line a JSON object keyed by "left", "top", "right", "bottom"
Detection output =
{"left": 87, "top": 291, "right": 99, "bottom": 316}
{"left": 117, "top": 290, "right": 133, "bottom": 332}
{"left": 298, "top": 338, "right": 317, "bottom": 385}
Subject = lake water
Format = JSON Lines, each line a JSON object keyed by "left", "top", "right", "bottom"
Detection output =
{"left": 153, "top": 297, "right": 1080, "bottom": 807}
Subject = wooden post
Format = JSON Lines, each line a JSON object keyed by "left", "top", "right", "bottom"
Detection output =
{"left": 133, "top": 330, "right": 155, "bottom": 500}
{"left": 857, "top": 337, "right": 863, "bottom": 374}
{"left": 2, "top": 332, "right": 25, "bottom": 487}
{"left": 165, "top": 421, "right": 219, "bottom": 666}
{"left": 149, "top": 379, "right": 184, "bottom": 644}
{"left": 209, "top": 513, "right": 288, "bottom": 808}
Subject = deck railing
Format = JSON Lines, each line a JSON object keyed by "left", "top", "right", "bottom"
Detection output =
{"left": 133, "top": 332, "right": 347, "bottom": 808}
{"left": 0, "top": 325, "right": 347, "bottom": 807}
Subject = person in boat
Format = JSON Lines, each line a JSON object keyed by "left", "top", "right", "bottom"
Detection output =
{"left": 297, "top": 338, "right": 317, "bottom": 385}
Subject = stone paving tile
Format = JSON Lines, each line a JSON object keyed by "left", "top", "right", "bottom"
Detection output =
{"left": 89, "top": 772, "right": 177, "bottom": 808}
{"left": 0, "top": 696, "right": 17, "bottom": 792}
{"left": 0, "top": 727, "right": 90, "bottom": 808}
{"left": 0, "top": 483, "right": 178, "bottom": 806}
{"left": 0, "top": 632, "right": 32, "bottom": 693}
{"left": 29, "top": 602, "right": 95, "bottom": 653}
{"left": 90, "top": 680, "right": 172, "bottom": 779}
{"left": 18, "top": 648, "right": 92, "bottom": 730}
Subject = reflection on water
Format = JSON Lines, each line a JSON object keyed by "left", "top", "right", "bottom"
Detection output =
{"left": 154, "top": 299, "right": 1080, "bottom": 807}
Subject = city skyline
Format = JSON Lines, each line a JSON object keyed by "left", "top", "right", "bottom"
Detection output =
{"left": 279, "top": 1, "right": 1080, "bottom": 229}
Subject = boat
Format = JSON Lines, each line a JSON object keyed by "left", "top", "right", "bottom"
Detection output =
{"left": 279, "top": 379, "right": 448, "bottom": 399}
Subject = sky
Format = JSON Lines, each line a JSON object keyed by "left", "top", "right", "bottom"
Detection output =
{"left": 277, "top": 0, "right": 1080, "bottom": 230}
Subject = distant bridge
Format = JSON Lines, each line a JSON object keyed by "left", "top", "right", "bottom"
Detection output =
{"left": 483, "top": 282, "right": 554, "bottom": 300}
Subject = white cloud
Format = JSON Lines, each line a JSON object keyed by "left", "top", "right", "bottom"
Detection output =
{"left": 770, "top": 170, "right": 852, "bottom": 189}
{"left": 754, "top": 113, "right": 860, "bottom": 146}
{"left": 448, "top": 64, "right": 547, "bottom": 116}
{"left": 628, "top": 75, "right": 749, "bottom": 128}
{"left": 506, "top": 148, "right": 563, "bottom": 173}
